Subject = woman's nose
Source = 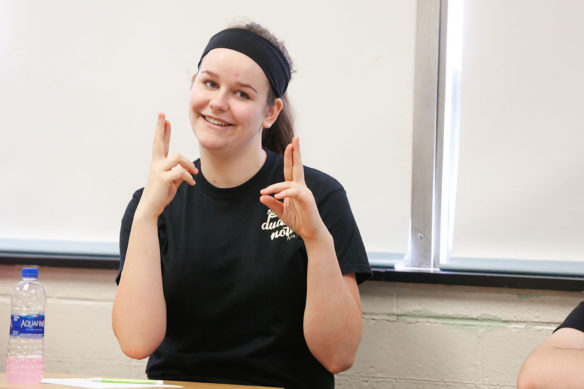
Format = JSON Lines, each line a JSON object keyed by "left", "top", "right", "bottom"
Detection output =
{"left": 210, "top": 90, "right": 229, "bottom": 112}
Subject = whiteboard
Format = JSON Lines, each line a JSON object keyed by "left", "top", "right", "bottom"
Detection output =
{"left": 0, "top": 0, "right": 416, "bottom": 257}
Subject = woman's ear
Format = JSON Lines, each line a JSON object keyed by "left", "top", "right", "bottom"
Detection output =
{"left": 190, "top": 72, "right": 198, "bottom": 87}
{"left": 263, "top": 98, "right": 284, "bottom": 128}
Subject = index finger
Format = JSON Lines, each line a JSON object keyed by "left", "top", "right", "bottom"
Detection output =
{"left": 152, "top": 113, "right": 169, "bottom": 159}
{"left": 284, "top": 143, "right": 293, "bottom": 181}
{"left": 163, "top": 119, "right": 171, "bottom": 157}
{"left": 291, "top": 136, "right": 304, "bottom": 183}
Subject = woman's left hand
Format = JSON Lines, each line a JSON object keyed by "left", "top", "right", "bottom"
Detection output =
{"left": 260, "top": 137, "right": 328, "bottom": 242}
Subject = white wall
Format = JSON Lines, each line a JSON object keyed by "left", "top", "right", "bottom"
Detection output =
{"left": 0, "top": 0, "right": 415, "bottom": 255}
{"left": 1, "top": 265, "right": 581, "bottom": 388}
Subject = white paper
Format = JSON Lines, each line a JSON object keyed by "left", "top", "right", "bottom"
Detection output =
{"left": 41, "top": 378, "right": 182, "bottom": 388}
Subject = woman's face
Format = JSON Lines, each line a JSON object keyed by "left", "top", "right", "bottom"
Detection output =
{"left": 189, "top": 48, "right": 279, "bottom": 156}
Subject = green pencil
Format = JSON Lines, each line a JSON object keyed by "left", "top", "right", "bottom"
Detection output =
{"left": 90, "top": 377, "right": 164, "bottom": 385}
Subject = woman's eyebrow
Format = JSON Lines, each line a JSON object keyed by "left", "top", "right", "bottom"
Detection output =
{"left": 201, "top": 70, "right": 258, "bottom": 94}
{"left": 201, "top": 69, "right": 219, "bottom": 78}
{"left": 236, "top": 82, "right": 258, "bottom": 94}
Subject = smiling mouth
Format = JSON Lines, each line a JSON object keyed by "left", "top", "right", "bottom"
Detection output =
{"left": 202, "top": 115, "right": 233, "bottom": 127}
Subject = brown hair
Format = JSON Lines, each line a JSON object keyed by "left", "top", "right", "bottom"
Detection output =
{"left": 231, "top": 22, "right": 295, "bottom": 156}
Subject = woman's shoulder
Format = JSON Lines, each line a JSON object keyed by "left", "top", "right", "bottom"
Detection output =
{"left": 130, "top": 187, "right": 144, "bottom": 200}
{"left": 303, "top": 165, "right": 343, "bottom": 192}
{"left": 302, "top": 166, "right": 347, "bottom": 209}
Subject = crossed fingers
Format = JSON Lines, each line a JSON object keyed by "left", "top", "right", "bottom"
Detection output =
{"left": 284, "top": 136, "right": 304, "bottom": 183}
{"left": 153, "top": 113, "right": 171, "bottom": 160}
{"left": 259, "top": 137, "right": 325, "bottom": 240}
{"left": 152, "top": 113, "right": 198, "bottom": 184}
{"left": 261, "top": 137, "right": 305, "bottom": 199}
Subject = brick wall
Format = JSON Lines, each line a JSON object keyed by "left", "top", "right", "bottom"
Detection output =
{"left": 1, "top": 265, "right": 581, "bottom": 388}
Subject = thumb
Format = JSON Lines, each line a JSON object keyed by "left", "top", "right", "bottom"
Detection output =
{"left": 260, "top": 195, "right": 284, "bottom": 219}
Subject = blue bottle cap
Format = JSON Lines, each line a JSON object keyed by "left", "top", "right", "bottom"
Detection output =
{"left": 22, "top": 267, "right": 39, "bottom": 278}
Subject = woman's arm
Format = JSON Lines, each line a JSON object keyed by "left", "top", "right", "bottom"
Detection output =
{"left": 112, "top": 212, "right": 167, "bottom": 359}
{"left": 112, "top": 114, "right": 197, "bottom": 359}
{"left": 517, "top": 327, "right": 584, "bottom": 389}
{"left": 303, "top": 232, "right": 363, "bottom": 373}
{"left": 260, "top": 137, "right": 363, "bottom": 373}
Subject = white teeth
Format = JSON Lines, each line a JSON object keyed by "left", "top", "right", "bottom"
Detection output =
{"left": 204, "top": 116, "right": 230, "bottom": 126}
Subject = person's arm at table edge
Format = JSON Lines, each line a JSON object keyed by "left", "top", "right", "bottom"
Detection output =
{"left": 517, "top": 327, "right": 584, "bottom": 389}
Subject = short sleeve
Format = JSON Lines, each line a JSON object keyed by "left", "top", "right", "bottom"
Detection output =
{"left": 317, "top": 188, "right": 372, "bottom": 284}
{"left": 555, "top": 302, "right": 584, "bottom": 333}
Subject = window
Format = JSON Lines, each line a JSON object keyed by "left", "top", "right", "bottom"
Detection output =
{"left": 404, "top": 0, "right": 584, "bottom": 276}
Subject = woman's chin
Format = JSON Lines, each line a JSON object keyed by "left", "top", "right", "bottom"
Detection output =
{"left": 193, "top": 128, "right": 229, "bottom": 149}
{"left": 195, "top": 136, "right": 231, "bottom": 153}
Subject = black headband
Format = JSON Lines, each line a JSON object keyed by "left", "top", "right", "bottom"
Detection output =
{"left": 198, "top": 28, "right": 291, "bottom": 97}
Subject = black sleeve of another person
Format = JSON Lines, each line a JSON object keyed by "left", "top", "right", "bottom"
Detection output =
{"left": 555, "top": 302, "right": 584, "bottom": 332}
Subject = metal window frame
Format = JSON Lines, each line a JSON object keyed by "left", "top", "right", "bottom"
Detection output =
{"left": 407, "top": 0, "right": 460, "bottom": 271}
{"left": 410, "top": 0, "right": 584, "bottom": 278}
{"left": 406, "top": 0, "right": 442, "bottom": 270}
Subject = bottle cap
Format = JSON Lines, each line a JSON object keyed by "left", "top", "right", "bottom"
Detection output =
{"left": 22, "top": 267, "right": 39, "bottom": 278}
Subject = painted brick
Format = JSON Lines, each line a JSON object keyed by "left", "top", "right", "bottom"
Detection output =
{"left": 44, "top": 299, "right": 122, "bottom": 360}
{"left": 360, "top": 281, "right": 398, "bottom": 316}
{"left": 1, "top": 265, "right": 582, "bottom": 389}
{"left": 396, "top": 282, "right": 581, "bottom": 323}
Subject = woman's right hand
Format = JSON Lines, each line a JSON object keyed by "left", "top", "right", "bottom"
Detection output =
{"left": 136, "top": 113, "right": 198, "bottom": 219}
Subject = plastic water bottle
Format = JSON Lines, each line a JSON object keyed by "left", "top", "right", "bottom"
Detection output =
{"left": 6, "top": 267, "right": 47, "bottom": 384}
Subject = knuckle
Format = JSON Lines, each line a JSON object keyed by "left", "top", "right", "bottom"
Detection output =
{"left": 162, "top": 171, "right": 175, "bottom": 181}
{"left": 153, "top": 160, "right": 165, "bottom": 171}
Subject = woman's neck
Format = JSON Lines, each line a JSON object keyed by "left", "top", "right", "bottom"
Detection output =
{"left": 199, "top": 147, "right": 267, "bottom": 188}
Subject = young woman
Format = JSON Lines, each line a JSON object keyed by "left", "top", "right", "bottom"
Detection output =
{"left": 112, "top": 23, "right": 371, "bottom": 389}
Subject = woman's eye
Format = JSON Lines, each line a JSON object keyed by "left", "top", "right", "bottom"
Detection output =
{"left": 235, "top": 91, "right": 250, "bottom": 99}
{"left": 204, "top": 80, "right": 218, "bottom": 88}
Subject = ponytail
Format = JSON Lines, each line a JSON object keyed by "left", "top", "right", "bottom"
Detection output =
{"left": 262, "top": 93, "right": 294, "bottom": 155}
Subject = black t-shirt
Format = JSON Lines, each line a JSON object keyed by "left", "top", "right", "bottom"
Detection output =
{"left": 117, "top": 149, "right": 371, "bottom": 389}
{"left": 555, "top": 302, "right": 584, "bottom": 332}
